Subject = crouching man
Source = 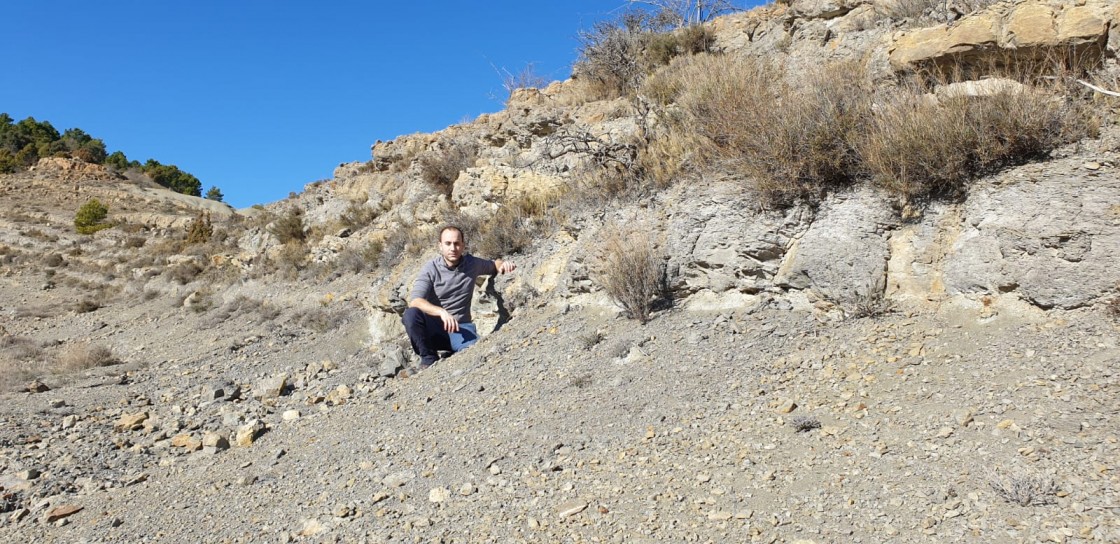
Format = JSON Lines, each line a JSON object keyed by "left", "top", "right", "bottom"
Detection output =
{"left": 403, "top": 225, "right": 516, "bottom": 368}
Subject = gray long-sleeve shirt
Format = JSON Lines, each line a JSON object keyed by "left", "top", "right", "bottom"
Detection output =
{"left": 408, "top": 254, "right": 497, "bottom": 323}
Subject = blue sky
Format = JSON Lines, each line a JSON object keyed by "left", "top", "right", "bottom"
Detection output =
{"left": 0, "top": 1, "right": 664, "bottom": 207}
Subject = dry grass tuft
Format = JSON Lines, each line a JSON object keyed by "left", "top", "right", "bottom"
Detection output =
{"left": 56, "top": 343, "right": 119, "bottom": 372}
{"left": 989, "top": 470, "right": 1058, "bottom": 506}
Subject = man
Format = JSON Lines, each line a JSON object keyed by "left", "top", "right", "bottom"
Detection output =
{"left": 402, "top": 226, "right": 516, "bottom": 368}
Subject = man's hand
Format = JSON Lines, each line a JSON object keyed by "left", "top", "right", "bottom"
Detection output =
{"left": 438, "top": 308, "right": 459, "bottom": 332}
{"left": 495, "top": 259, "right": 517, "bottom": 275}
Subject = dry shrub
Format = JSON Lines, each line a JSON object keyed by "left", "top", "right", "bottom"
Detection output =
{"left": 591, "top": 222, "right": 669, "bottom": 323}
{"left": 1, "top": 335, "right": 44, "bottom": 363}
{"left": 862, "top": 81, "right": 1094, "bottom": 200}
{"left": 185, "top": 212, "right": 214, "bottom": 244}
{"left": 273, "top": 242, "right": 309, "bottom": 281}
{"left": 73, "top": 298, "right": 101, "bottom": 314}
{"left": 340, "top": 200, "right": 379, "bottom": 230}
{"left": 470, "top": 192, "right": 561, "bottom": 258}
{"left": 671, "top": 55, "right": 870, "bottom": 205}
{"left": 165, "top": 260, "right": 204, "bottom": 285}
{"left": 419, "top": 139, "right": 478, "bottom": 196}
{"left": 56, "top": 343, "right": 119, "bottom": 372}
{"left": 574, "top": 12, "right": 713, "bottom": 100}
{"left": 989, "top": 470, "right": 1058, "bottom": 506}
{"left": 269, "top": 209, "right": 306, "bottom": 244}
{"left": 334, "top": 239, "right": 385, "bottom": 275}
{"left": 379, "top": 224, "right": 430, "bottom": 269}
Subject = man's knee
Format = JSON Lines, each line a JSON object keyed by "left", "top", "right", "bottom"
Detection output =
{"left": 402, "top": 307, "right": 423, "bottom": 325}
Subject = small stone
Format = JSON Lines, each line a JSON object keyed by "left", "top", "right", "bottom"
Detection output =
{"left": 254, "top": 374, "right": 288, "bottom": 400}
{"left": 333, "top": 504, "right": 353, "bottom": 518}
{"left": 113, "top": 412, "right": 149, "bottom": 432}
{"left": 557, "top": 500, "right": 588, "bottom": 519}
{"left": 952, "top": 409, "right": 974, "bottom": 427}
{"left": 171, "top": 434, "right": 202, "bottom": 451}
{"left": 489, "top": 465, "right": 502, "bottom": 475}
{"left": 43, "top": 504, "right": 82, "bottom": 523}
{"left": 1084, "top": 162, "right": 1101, "bottom": 170}
{"left": 458, "top": 483, "right": 476, "bottom": 496}
{"left": 936, "top": 427, "right": 954, "bottom": 438}
{"left": 61, "top": 415, "right": 77, "bottom": 429}
{"left": 235, "top": 420, "right": 265, "bottom": 447}
{"left": 325, "top": 385, "right": 352, "bottom": 405}
{"left": 697, "top": 473, "right": 712, "bottom": 483}
{"left": 298, "top": 518, "right": 325, "bottom": 537}
{"left": 776, "top": 399, "right": 798, "bottom": 414}
{"left": 27, "top": 380, "right": 50, "bottom": 393}
{"left": 202, "top": 431, "right": 230, "bottom": 453}
{"left": 16, "top": 469, "right": 40, "bottom": 480}
{"left": 382, "top": 471, "right": 415, "bottom": 487}
{"left": 379, "top": 347, "right": 407, "bottom": 377}
{"left": 237, "top": 475, "right": 257, "bottom": 486}
{"left": 428, "top": 487, "right": 451, "bottom": 503}
{"left": 708, "top": 511, "right": 733, "bottom": 521}
{"left": 282, "top": 410, "right": 301, "bottom": 421}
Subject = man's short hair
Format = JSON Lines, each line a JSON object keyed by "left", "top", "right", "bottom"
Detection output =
{"left": 439, "top": 225, "right": 465, "bottom": 242}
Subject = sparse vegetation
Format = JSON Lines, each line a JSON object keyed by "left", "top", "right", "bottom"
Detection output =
{"left": 862, "top": 79, "right": 1095, "bottom": 201}
{"left": 269, "top": 209, "right": 307, "bottom": 244}
{"left": 419, "top": 138, "right": 478, "bottom": 196}
{"left": 185, "top": 212, "right": 214, "bottom": 244}
{"left": 578, "top": 331, "right": 603, "bottom": 350}
{"left": 989, "top": 470, "right": 1058, "bottom": 506}
{"left": 591, "top": 223, "right": 669, "bottom": 323}
{"left": 844, "top": 281, "right": 893, "bottom": 319}
{"left": 789, "top": 415, "right": 821, "bottom": 432}
{"left": 56, "top": 343, "right": 119, "bottom": 372}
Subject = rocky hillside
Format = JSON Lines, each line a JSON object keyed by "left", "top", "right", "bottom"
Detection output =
{"left": 1, "top": 1, "right": 1118, "bottom": 542}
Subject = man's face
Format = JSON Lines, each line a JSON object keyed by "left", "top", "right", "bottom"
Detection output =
{"left": 439, "top": 229, "right": 465, "bottom": 266}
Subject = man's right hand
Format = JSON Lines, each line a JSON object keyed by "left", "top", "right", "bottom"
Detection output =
{"left": 438, "top": 309, "right": 459, "bottom": 332}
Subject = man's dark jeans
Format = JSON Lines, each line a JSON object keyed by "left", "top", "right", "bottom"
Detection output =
{"left": 402, "top": 307, "right": 479, "bottom": 367}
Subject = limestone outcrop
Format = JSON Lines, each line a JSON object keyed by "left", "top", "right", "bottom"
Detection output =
{"left": 889, "top": 0, "right": 1118, "bottom": 70}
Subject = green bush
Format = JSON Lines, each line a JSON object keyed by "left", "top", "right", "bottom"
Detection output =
{"left": 74, "top": 199, "right": 111, "bottom": 235}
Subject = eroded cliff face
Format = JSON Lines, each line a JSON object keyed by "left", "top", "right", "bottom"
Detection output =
{"left": 248, "top": 0, "right": 1120, "bottom": 356}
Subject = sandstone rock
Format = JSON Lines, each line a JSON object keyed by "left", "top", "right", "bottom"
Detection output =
{"left": 282, "top": 410, "right": 301, "bottom": 421}
{"left": 171, "top": 433, "right": 203, "bottom": 451}
{"left": 235, "top": 420, "right": 265, "bottom": 447}
{"left": 557, "top": 500, "right": 588, "bottom": 518}
{"left": 113, "top": 412, "right": 149, "bottom": 432}
{"left": 382, "top": 471, "right": 415, "bottom": 487}
{"left": 1007, "top": 4, "right": 1057, "bottom": 47}
{"left": 298, "top": 518, "right": 326, "bottom": 537}
{"left": 27, "top": 380, "right": 50, "bottom": 393}
{"left": 325, "top": 384, "right": 352, "bottom": 405}
{"left": 202, "top": 431, "right": 230, "bottom": 453}
{"left": 254, "top": 374, "right": 288, "bottom": 399}
{"left": 43, "top": 504, "right": 82, "bottom": 523}
{"left": 428, "top": 487, "right": 451, "bottom": 503}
